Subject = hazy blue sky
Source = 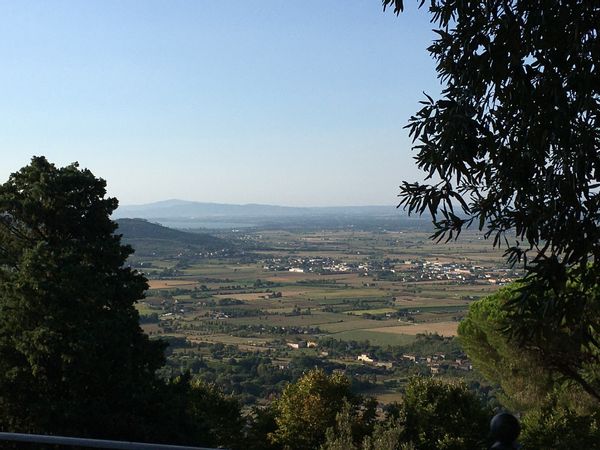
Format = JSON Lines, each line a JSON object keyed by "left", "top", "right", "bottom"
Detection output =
{"left": 0, "top": 1, "right": 441, "bottom": 206}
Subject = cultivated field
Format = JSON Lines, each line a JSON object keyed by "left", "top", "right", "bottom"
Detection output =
{"left": 367, "top": 321, "right": 459, "bottom": 337}
{"left": 136, "top": 229, "right": 518, "bottom": 352}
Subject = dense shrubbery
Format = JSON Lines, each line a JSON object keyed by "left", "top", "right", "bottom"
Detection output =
{"left": 319, "top": 376, "right": 489, "bottom": 450}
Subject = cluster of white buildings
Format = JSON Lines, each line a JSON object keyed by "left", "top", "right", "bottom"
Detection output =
{"left": 401, "top": 352, "right": 473, "bottom": 373}
{"left": 357, "top": 354, "right": 394, "bottom": 369}
{"left": 286, "top": 340, "right": 319, "bottom": 349}
{"left": 263, "top": 256, "right": 353, "bottom": 273}
{"left": 261, "top": 255, "right": 520, "bottom": 284}
{"left": 355, "top": 351, "right": 473, "bottom": 374}
{"left": 397, "top": 260, "right": 521, "bottom": 284}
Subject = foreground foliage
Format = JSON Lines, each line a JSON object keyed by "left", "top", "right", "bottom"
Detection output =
{"left": 460, "top": 286, "right": 600, "bottom": 446}
{"left": 459, "top": 285, "right": 600, "bottom": 411}
{"left": 397, "top": 377, "right": 489, "bottom": 450}
{"left": 384, "top": 0, "right": 600, "bottom": 400}
{"left": 0, "top": 158, "right": 242, "bottom": 448}
{"left": 321, "top": 377, "right": 489, "bottom": 450}
{"left": 268, "top": 368, "right": 376, "bottom": 450}
{"left": 521, "top": 402, "right": 600, "bottom": 450}
{"left": 321, "top": 401, "right": 409, "bottom": 450}
{"left": 0, "top": 157, "right": 166, "bottom": 439}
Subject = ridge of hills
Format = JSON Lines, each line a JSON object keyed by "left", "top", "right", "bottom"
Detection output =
{"left": 113, "top": 199, "right": 416, "bottom": 230}
{"left": 113, "top": 200, "right": 431, "bottom": 233}
{"left": 115, "top": 218, "right": 230, "bottom": 257}
{"left": 114, "top": 199, "right": 399, "bottom": 219}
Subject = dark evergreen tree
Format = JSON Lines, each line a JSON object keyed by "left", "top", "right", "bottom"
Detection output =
{"left": 0, "top": 157, "right": 166, "bottom": 439}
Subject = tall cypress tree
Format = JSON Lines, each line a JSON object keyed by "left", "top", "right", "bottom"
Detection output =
{"left": 0, "top": 157, "right": 166, "bottom": 439}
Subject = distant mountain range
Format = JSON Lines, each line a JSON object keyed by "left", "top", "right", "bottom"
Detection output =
{"left": 113, "top": 200, "right": 426, "bottom": 231}
{"left": 114, "top": 199, "right": 399, "bottom": 219}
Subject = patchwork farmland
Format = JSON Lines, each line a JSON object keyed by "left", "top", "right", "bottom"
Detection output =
{"left": 128, "top": 226, "right": 519, "bottom": 402}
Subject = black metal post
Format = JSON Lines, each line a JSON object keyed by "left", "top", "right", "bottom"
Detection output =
{"left": 489, "top": 412, "right": 521, "bottom": 449}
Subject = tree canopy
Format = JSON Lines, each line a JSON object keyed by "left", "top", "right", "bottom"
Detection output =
{"left": 0, "top": 157, "right": 166, "bottom": 439}
{"left": 320, "top": 377, "right": 489, "bottom": 450}
{"left": 459, "top": 286, "right": 600, "bottom": 448}
{"left": 384, "top": 0, "right": 600, "bottom": 398}
{"left": 458, "top": 285, "right": 599, "bottom": 412}
{"left": 268, "top": 368, "right": 375, "bottom": 450}
{"left": 397, "top": 377, "right": 489, "bottom": 450}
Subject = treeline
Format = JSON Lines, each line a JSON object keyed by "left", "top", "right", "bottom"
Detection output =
{"left": 133, "top": 367, "right": 586, "bottom": 450}
{"left": 317, "top": 333, "right": 461, "bottom": 360}
{"left": 158, "top": 336, "right": 490, "bottom": 406}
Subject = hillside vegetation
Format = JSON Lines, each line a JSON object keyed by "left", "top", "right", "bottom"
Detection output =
{"left": 116, "top": 218, "right": 230, "bottom": 257}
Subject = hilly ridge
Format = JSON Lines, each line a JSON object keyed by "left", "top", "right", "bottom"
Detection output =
{"left": 115, "top": 218, "right": 230, "bottom": 257}
{"left": 114, "top": 199, "right": 398, "bottom": 219}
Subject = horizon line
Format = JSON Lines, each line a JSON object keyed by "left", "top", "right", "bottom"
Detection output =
{"left": 117, "top": 198, "right": 402, "bottom": 209}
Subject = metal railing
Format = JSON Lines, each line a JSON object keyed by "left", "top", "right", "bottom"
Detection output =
{"left": 0, "top": 432, "right": 220, "bottom": 450}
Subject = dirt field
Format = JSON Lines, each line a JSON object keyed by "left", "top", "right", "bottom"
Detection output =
{"left": 148, "top": 279, "right": 199, "bottom": 290}
{"left": 367, "top": 321, "right": 459, "bottom": 337}
{"left": 213, "top": 292, "right": 272, "bottom": 301}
